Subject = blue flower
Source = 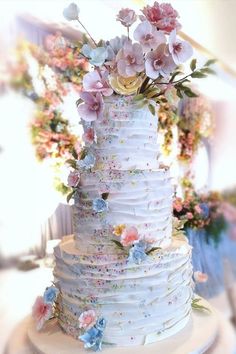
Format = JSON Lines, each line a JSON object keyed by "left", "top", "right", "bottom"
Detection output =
{"left": 82, "top": 44, "right": 108, "bottom": 67}
{"left": 128, "top": 241, "right": 147, "bottom": 265}
{"left": 78, "top": 154, "right": 96, "bottom": 170}
{"left": 79, "top": 317, "right": 106, "bottom": 352}
{"left": 93, "top": 198, "right": 108, "bottom": 213}
{"left": 43, "top": 286, "right": 59, "bottom": 304}
{"left": 199, "top": 203, "right": 210, "bottom": 219}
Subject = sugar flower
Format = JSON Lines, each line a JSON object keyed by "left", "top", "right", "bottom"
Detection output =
{"left": 120, "top": 226, "right": 140, "bottom": 247}
{"left": 199, "top": 203, "right": 210, "bottom": 219}
{"left": 194, "top": 271, "right": 208, "bottom": 283}
{"left": 79, "top": 310, "right": 97, "bottom": 330}
{"left": 106, "top": 36, "right": 129, "bottom": 61}
{"left": 116, "top": 41, "right": 144, "bottom": 78}
{"left": 82, "top": 127, "right": 95, "bottom": 144}
{"left": 67, "top": 170, "right": 80, "bottom": 187}
{"left": 83, "top": 70, "right": 113, "bottom": 97}
{"left": 141, "top": 2, "right": 181, "bottom": 34}
{"left": 145, "top": 43, "right": 176, "bottom": 79}
{"left": 186, "top": 212, "right": 193, "bottom": 220}
{"left": 32, "top": 296, "right": 52, "bottom": 331}
{"left": 78, "top": 153, "right": 96, "bottom": 170}
{"left": 63, "top": 3, "right": 79, "bottom": 21}
{"left": 79, "top": 317, "right": 106, "bottom": 352}
{"left": 93, "top": 198, "right": 108, "bottom": 213}
{"left": 133, "top": 21, "right": 166, "bottom": 53}
{"left": 169, "top": 30, "right": 193, "bottom": 65}
{"left": 128, "top": 241, "right": 147, "bottom": 265}
{"left": 43, "top": 286, "right": 59, "bottom": 304}
{"left": 109, "top": 74, "right": 143, "bottom": 95}
{"left": 116, "top": 8, "right": 137, "bottom": 27}
{"left": 113, "top": 224, "right": 126, "bottom": 237}
{"left": 81, "top": 44, "right": 108, "bottom": 67}
{"left": 77, "top": 92, "right": 104, "bottom": 122}
{"left": 173, "top": 197, "right": 183, "bottom": 212}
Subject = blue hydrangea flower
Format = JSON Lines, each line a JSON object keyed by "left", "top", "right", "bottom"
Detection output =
{"left": 128, "top": 241, "right": 147, "bottom": 265}
{"left": 93, "top": 198, "right": 108, "bottom": 213}
{"left": 77, "top": 154, "right": 96, "bottom": 170}
{"left": 82, "top": 44, "right": 108, "bottom": 67}
{"left": 43, "top": 286, "right": 59, "bottom": 304}
{"left": 199, "top": 203, "right": 210, "bottom": 219}
{"left": 79, "top": 317, "right": 106, "bottom": 352}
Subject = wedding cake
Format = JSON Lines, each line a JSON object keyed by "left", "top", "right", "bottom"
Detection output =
{"left": 30, "top": 2, "right": 215, "bottom": 351}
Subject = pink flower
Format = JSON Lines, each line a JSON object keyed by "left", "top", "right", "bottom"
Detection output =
{"left": 194, "top": 205, "right": 202, "bottom": 214}
{"left": 194, "top": 271, "right": 208, "bottom": 283}
{"left": 141, "top": 2, "right": 181, "bottom": 34}
{"left": 74, "top": 141, "right": 82, "bottom": 156}
{"left": 120, "top": 226, "right": 140, "bottom": 247}
{"left": 83, "top": 70, "right": 113, "bottom": 97}
{"left": 32, "top": 296, "right": 52, "bottom": 331}
{"left": 79, "top": 310, "right": 97, "bottom": 330}
{"left": 173, "top": 198, "right": 183, "bottom": 212}
{"left": 82, "top": 128, "right": 95, "bottom": 144}
{"left": 169, "top": 30, "right": 193, "bottom": 65}
{"left": 186, "top": 212, "right": 193, "bottom": 220}
{"left": 77, "top": 92, "right": 104, "bottom": 122}
{"left": 117, "top": 8, "right": 137, "bottom": 27}
{"left": 133, "top": 21, "right": 166, "bottom": 53}
{"left": 145, "top": 43, "right": 176, "bottom": 79}
{"left": 116, "top": 41, "right": 144, "bottom": 78}
{"left": 67, "top": 170, "right": 80, "bottom": 187}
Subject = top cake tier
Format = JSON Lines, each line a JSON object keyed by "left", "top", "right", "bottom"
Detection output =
{"left": 90, "top": 96, "right": 160, "bottom": 171}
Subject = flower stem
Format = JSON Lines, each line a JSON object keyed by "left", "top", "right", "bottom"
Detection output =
{"left": 127, "top": 27, "right": 130, "bottom": 40}
{"left": 77, "top": 19, "right": 97, "bottom": 47}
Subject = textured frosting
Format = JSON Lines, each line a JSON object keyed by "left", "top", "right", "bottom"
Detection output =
{"left": 91, "top": 96, "right": 160, "bottom": 171}
{"left": 54, "top": 235, "right": 193, "bottom": 346}
{"left": 74, "top": 168, "right": 173, "bottom": 251}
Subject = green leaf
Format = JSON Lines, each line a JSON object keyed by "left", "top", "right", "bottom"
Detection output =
{"left": 146, "top": 247, "right": 162, "bottom": 255}
{"left": 176, "top": 89, "right": 183, "bottom": 99}
{"left": 191, "top": 298, "right": 211, "bottom": 313}
{"left": 66, "top": 159, "right": 77, "bottom": 169}
{"left": 148, "top": 104, "right": 156, "bottom": 116}
{"left": 71, "top": 148, "right": 78, "bottom": 159}
{"left": 184, "top": 89, "right": 198, "bottom": 98}
{"left": 204, "top": 59, "right": 217, "bottom": 66}
{"left": 133, "top": 94, "right": 144, "bottom": 101}
{"left": 76, "top": 98, "right": 83, "bottom": 106}
{"left": 111, "top": 240, "right": 125, "bottom": 251}
{"left": 80, "top": 148, "right": 87, "bottom": 160}
{"left": 200, "top": 67, "right": 216, "bottom": 75}
{"left": 190, "top": 59, "right": 197, "bottom": 72}
{"left": 67, "top": 190, "right": 76, "bottom": 203}
{"left": 102, "top": 192, "right": 109, "bottom": 200}
{"left": 191, "top": 71, "right": 207, "bottom": 79}
{"left": 170, "top": 71, "right": 183, "bottom": 82}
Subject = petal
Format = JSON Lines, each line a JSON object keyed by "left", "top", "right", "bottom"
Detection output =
{"left": 77, "top": 104, "right": 97, "bottom": 121}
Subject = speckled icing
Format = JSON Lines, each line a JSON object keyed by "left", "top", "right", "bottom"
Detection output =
{"left": 54, "top": 96, "right": 193, "bottom": 348}
{"left": 54, "top": 235, "right": 193, "bottom": 346}
{"left": 74, "top": 168, "right": 173, "bottom": 251}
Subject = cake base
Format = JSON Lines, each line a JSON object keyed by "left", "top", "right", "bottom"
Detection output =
{"left": 27, "top": 298, "right": 218, "bottom": 354}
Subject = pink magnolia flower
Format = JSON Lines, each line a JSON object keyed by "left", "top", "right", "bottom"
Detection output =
{"left": 116, "top": 41, "right": 144, "bottom": 78}
{"left": 120, "top": 226, "right": 140, "bottom": 247}
{"left": 67, "top": 170, "right": 80, "bottom": 187}
{"left": 79, "top": 310, "right": 97, "bottom": 330}
{"left": 186, "top": 212, "right": 193, "bottom": 220}
{"left": 83, "top": 70, "right": 113, "bottom": 97}
{"left": 169, "top": 30, "right": 193, "bottom": 65}
{"left": 194, "top": 271, "right": 208, "bottom": 283}
{"left": 117, "top": 8, "right": 137, "bottom": 27}
{"left": 145, "top": 43, "right": 176, "bottom": 79}
{"left": 77, "top": 92, "right": 104, "bottom": 122}
{"left": 133, "top": 21, "right": 166, "bottom": 53}
{"left": 141, "top": 2, "right": 181, "bottom": 34}
{"left": 82, "top": 128, "right": 95, "bottom": 144}
{"left": 32, "top": 296, "right": 52, "bottom": 331}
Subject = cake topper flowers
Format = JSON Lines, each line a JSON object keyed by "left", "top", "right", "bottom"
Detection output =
{"left": 63, "top": 2, "right": 215, "bottom": 117}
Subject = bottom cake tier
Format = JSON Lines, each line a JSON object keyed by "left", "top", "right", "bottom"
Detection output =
{"left": 54, "top": 235, "right": 193, "bottom": 346}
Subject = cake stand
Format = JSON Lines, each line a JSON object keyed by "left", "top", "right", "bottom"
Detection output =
{"left": 6, "top": 298, "right": 220, "bottom": 354}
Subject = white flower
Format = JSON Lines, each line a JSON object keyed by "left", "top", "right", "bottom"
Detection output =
{"left": 63, "top": 3, "right": 79, "bottom": 21}
{"left": 81, "top": 44, "right": 108, "bottom": 67}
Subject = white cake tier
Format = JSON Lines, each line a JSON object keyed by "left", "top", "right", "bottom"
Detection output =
{"left": 91, "top": 96, "right": 160, "bottom": 171}
{"left": 73, "top": 168, "right": 173, "bottom": 252}
{"left": 54, "top": 235, "right": 193, "bottom": 347}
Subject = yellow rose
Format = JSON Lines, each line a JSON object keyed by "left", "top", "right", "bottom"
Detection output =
{"left": 113, "top": 224, "right": 126, "bottom": 237}
{"left": 109, "top": 74, "right": 143, "bottom": 96}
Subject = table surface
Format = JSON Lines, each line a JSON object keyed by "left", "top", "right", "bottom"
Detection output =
{"left": 1, "top": 266, "right": 236, "bottom": 354}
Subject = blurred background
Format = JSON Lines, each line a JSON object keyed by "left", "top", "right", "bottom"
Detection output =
{"left": 1, "top": 0, "right": 236, "bottom": 353}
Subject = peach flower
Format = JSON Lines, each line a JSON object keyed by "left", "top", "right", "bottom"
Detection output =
{"left": 194, "top": 271, "right": 208, "bottom": 283}
{"left": 82, "top": 128, "right": 95, "bottom": 144}
{"left": 79, "top": 310, "right": 97, "bottom": 330}
{"left": 32, "top": 296, "right": 52, "bottom": 331}
{"left": 120, "top": 226, "right": 140, "bottom": 247}
{"left": 113, "top": 224, "right": 126, "bottom": 237}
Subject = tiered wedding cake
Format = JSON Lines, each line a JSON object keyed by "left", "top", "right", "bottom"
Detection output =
{"left": 53, "top": 96, "right": 193, "bottom": 347}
